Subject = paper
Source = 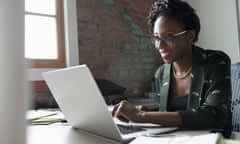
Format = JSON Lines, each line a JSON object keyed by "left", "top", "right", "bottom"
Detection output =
{"left": 185, "top": 133, "right": 222, "bottom": 144}
{"left": 130, "top": 136, "right": 189, "bottom": 144}
{"left": 224, "top": 139, "right": 240, "bottom": 144}
{"left": 26, "top": 110, "right": 58, "bottom": 120}
{"left": 31, "top": 112, "right": 66, "bottom": 125}
{"left": 27, "top": 109, "right": 66, "bottom": 125}
{"left": 130, "top": 133, "right": 222, "bottom": 144}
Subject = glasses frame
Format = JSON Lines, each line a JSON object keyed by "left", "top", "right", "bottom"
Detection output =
{"left": 151, "top": 30, "right": 188, "bottom": 45}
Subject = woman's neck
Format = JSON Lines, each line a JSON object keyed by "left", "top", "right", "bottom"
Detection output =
{"left": 172, "top": 47, "right": 193, "bottom": 75}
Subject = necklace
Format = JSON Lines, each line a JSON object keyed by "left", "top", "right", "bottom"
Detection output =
{"left": 173, "top": 66, "right": 192, "bottom": 79}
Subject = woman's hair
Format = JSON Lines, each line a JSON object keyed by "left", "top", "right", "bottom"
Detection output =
{"left": 148, "top": 0, "right": 200, "bottom": 42}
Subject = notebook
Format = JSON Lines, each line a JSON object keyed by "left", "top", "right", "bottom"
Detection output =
{"left": 42, "top": 64, "right": 178, "bottom": 143}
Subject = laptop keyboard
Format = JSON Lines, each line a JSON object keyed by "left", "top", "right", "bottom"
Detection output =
{"left": 117, "top": 124, "right": 145, "bottom": 134}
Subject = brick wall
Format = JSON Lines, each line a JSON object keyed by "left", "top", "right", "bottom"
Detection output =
{"left": 77, "top": 0, "right": 162, "bottom": 98}
{"left": 32, "top": 0, "right": 163, "bottom": 108}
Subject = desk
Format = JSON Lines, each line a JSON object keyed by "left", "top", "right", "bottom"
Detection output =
{"left": 27, "top": 125, "right": 240, "bottom": 144}
{"left": 27, "top": 125, "right": 118, "bottom": 144}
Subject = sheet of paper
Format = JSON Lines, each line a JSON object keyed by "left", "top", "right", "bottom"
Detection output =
{"left": 223, "top": 139, "right": 240, "bottom": 144}
{"left": 26, "top": 110, "right": 58, "bottom": 120}
{"left": 130, "top": 135, "right": 191, "bottom": 144}
{"left": 31, "top": 112, "right": 66, "bottom": 125}
{"left": 130, "top": 133, "right": 222, "bottom": 144}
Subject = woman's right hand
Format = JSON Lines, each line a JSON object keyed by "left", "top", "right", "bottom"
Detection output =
{"left": 135, "top": 105, "right": 148, "bottom": 111}
{"left": 111, "top": 100, "right": 146, "bottom": 123}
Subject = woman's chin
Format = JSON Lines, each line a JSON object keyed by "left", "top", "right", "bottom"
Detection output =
{"left": 162, "top": 56, "right": 173, "bottom": 64}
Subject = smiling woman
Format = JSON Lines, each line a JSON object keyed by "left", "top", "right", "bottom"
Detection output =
{"left": 112, "top": 0, "right": 232, "bottom": 131}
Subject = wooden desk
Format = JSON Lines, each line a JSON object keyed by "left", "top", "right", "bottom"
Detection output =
{"left": 27, "top": 125, "right": 240, "bottom": 144}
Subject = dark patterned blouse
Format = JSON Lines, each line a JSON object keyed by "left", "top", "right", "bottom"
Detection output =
{"left": 154, "top": 45, "right": 232, "bottom": 130}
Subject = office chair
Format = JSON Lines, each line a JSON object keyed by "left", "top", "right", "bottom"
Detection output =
{"left": 231, "top": 63, "right": 240, "bottom": 132}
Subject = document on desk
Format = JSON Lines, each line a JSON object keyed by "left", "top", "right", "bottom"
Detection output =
{"left": 130, "top": 133, "right": 223, "bottom": 144}
{"left": 224, "top": 139, "right": 240, "bottom": 144}
{"left": 26, "top": 109, "right": 58, "bottom": 121}
{"left": 27, "top": 109, "right": 66, "bottom": 125}
{"left": 31, "top": 112, "right": 66, "bottom": 125}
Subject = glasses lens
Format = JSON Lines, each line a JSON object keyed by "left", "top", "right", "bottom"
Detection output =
{"left": 150, "top": 35, "right": 174, "bottom": 45}
{"left": 162, "top": 35, "right": 174, "bottom": 44}
{"left": 151, "top": 30, "right": 187, "bottom": 45}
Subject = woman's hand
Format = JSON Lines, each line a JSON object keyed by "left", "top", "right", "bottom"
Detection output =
{"left": 135, "top": 105, "right": 148, "bottom": 111}
{"left": 112, "top": 100, "right": 183, "bottom": 126}
{"left": 111, "top": 100, "right": 146, "bottom": 123}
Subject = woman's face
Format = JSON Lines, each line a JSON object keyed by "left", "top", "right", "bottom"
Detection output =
{"left": 153, "top": 16, "right": 194, "bottom": 64}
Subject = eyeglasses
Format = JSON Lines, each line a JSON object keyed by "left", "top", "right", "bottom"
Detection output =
{"left": 150, "top": 30, "right": 188, "bottom": 45}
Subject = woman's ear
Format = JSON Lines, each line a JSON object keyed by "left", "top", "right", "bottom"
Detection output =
{"left": 188, "top": 29, "right": 197, "bottom": 44}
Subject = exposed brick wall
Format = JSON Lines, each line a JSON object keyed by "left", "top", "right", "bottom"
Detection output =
{"left": 32, "top": 0, "right": 163, "bottom": 109}
{"left": 77, "top": 0, "right": 162, "bottom": 98}
{"left": 114, "top": 0, "right": 155, "bottom": 34}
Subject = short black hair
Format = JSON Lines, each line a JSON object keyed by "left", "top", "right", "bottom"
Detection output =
{"left": 148, "top": 0, "right": 200, "bottom": 42}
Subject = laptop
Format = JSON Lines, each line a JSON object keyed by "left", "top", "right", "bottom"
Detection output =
{"left": 42, "top": 64, "right": 178, "bottom": 143}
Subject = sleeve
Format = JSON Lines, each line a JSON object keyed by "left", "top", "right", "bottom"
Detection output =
{"left": 179, "top": 51, "right": 232, "bottom": 129}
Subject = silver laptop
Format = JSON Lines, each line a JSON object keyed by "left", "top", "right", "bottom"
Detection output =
{"left": 42, "top": 64, "right": 178, "bottom": 143}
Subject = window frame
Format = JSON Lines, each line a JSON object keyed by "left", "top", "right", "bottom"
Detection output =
{"left": 25, "top": 0, "right": 66, "bottom": 68}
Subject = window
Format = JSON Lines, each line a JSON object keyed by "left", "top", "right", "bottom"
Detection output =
{"left": 25, "top": 0, "right": 66, "bottom": 68}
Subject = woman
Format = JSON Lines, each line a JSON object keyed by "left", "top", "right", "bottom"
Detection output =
{"left": 112, "top": 0, "right": 232, "bottom": 130}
